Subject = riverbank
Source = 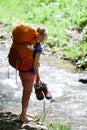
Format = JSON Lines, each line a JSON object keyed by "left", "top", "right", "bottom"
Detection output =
{"left": 0, "top": 111, "right": 47, "bottom": 130}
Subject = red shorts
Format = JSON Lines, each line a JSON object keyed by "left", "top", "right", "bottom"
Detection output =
{"left": 19, "top": 71, "right": 35, "bottom": 93}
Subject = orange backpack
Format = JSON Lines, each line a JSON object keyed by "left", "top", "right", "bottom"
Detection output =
{"left": 8, "top": 24, "right": 39, "bottom": 71}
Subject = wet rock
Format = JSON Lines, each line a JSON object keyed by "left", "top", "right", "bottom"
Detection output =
{"left": 0, "top": 35, "right": 4, "bottom": 39}
{"left": 79, "top": 79, "right": 87, "bottom": 83}
{"left": 0, "top": 112, "right": 47, "bottom": 130}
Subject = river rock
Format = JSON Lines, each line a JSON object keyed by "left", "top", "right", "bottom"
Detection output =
{"left": 0, "top": 112, "right": 47, "bottom": 130}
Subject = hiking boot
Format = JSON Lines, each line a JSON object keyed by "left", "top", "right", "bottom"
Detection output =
{"left": 34, "top": 83, "right": 44, "bottom": 100}
{"left": 41, "top": 82, "right": 52, "bottom": 100}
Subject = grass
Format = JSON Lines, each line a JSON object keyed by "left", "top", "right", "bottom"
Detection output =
{"left": 0, "top": 0, "right": 86, "bottom": 68}
{"left": 0, "top": 122, "right": 11, "bottom": 129}
{"left": 0, "top": 0, "right": 87, "bottom": 35}
{"left": 63, "top": 42, "right": 82, "bottom": 60}
{"left": 47, "top": 122, "right": 70, "bottom": 130}
{"left": 0, "top": 0, "right": 87, "bottom": 62}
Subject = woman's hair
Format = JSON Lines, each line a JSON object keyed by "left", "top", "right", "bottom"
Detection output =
{"left": 37, "top": 26, "right": 48, "bottom": 36}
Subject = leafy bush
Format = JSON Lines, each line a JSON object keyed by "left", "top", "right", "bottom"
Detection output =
{"left": 63, "top": 42, "right": 81, "bottom": 61}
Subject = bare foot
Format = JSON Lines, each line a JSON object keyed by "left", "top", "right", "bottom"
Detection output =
{"left": 20, "top": 114, "right": 33, "bottom": 122}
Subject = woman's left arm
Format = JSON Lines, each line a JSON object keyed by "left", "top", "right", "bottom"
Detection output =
{"left": 33, "top": 53, "right": 41, "bottom": 83}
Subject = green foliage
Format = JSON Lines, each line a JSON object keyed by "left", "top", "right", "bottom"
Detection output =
{"left": 45, "top": 36, "right": 59, "bottom": 47}
{"left": 0, "top": 0, "right": 87, "bottom": 68}
{"left": 81, "top": 42, "right": 87, "bottom": 54}
{"left": 47, "top": 122, "right": 70, "bottom": 130}
{"left": 0, "top": 0, "right": 87, "bottom": 36}
{"left": 0, "top": 121, "right": 12, "bottom": 129}
{"left": 75, "top": 56, "right": 87, "bottom": 69}
{"left": 63, "top": 43, "right": 81, "bottom": 60}
{"left": 78, "top": 17, "right": 87, "bottom": 30}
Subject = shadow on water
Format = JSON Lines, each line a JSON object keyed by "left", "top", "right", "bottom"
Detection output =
{"left": 0, "top": 43, "right": 87, "bottom": 130}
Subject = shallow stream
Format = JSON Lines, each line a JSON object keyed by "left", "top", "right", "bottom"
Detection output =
{"left": 0, "top": 43, "right": 87, "bottom": 130}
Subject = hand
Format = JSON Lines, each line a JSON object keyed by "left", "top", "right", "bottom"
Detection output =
{"left": 36, "top": 80, "right": 42, "bottom": 88}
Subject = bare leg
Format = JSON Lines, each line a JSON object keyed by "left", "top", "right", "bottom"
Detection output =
{"left": 19, "top": 71, "right": 35, "bottom": 122}
{"left": 20, "top": 90, "right": 31, "bottom": 121}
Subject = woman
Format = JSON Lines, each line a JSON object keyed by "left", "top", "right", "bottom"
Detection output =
{"left": 19, "top": 26, "right": 51, "bottom": 122}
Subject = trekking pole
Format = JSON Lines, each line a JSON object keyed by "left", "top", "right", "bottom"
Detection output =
{"left": 42, "top": 99, "right": 46, "bottom": 123}
{"left": 16, "top": 70, "right": 17, "bottom": 83}
{"left": 7, "top": 56, "right": 9, "bottom": 79}
{"left": 7, "top": 67, "right": 9, "bottom": 79}
{"left": 42, "top": 98, "right": 53, "bottom": 123}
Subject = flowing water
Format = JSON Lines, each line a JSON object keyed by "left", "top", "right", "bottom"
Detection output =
{"left": 0, "top": 43, "right": 87, "bottom": 130}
